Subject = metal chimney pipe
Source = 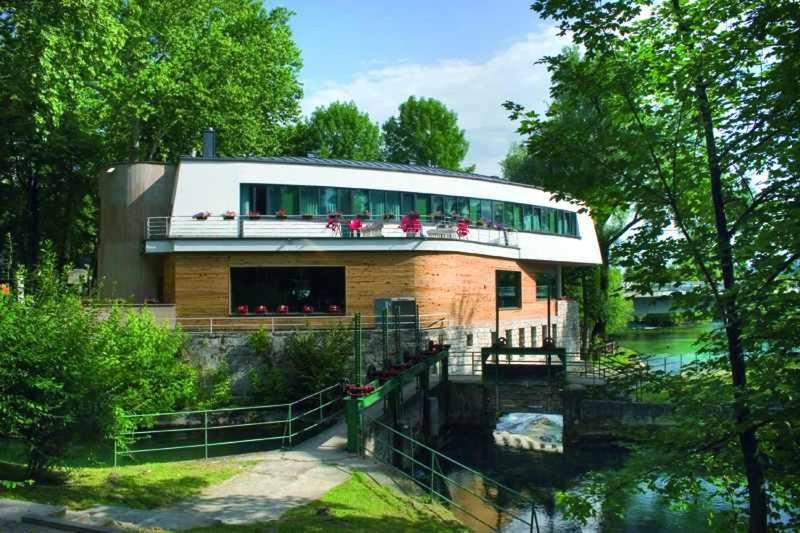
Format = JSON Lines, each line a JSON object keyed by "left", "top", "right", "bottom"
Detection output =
{"left": 202, "top": 128, "right": 216, "bottom": 159}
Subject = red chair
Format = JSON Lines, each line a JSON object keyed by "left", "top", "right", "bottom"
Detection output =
{"left": 236, "top": 304, "right": 249, "bottom": 315}
{"left": 302, "top": 304, "right": 315, "bottom": 314}
{"left": 456, "top": 220, "right": 469, "bottom": 238}
{"left": 328, "top": 304, "right": 342, "bottom": 314}
{"left": 277, "top": 304, "right": 289, "bottom": 314}
{"left": 255, "top": 305, "right": 268, "bottom": 314}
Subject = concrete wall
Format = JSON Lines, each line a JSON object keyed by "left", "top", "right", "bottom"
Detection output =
{"left": 97, "top": 163, "right": 176, "bottom": 302}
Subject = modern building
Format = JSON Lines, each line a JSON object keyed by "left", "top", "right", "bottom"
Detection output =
{"left": 97, "top": 140, "right": 602, "bottom": 354}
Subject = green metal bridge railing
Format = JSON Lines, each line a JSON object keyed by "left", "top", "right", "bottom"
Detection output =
{"left": 113, "top": 383, "right": 343, "bottom": 466}
{"left": 362, "top": 418, "right": 541, "bottom": 533}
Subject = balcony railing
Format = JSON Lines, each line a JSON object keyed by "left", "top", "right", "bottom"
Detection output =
{"left": 145, "top": 215, "right": 519, "bottom": 248}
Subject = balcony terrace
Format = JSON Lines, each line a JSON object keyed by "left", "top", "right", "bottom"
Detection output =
{"left": 145, "top": 214, "right": 520, "bottom": 248}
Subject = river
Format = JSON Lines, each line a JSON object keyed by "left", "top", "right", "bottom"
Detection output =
{"left": 440, "top": 323, "right": 726, "bottom": 532}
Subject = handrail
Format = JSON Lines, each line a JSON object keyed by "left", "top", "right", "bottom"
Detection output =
{"left": 113, "top": 383, "right": 344, "bottom": 465}
{"left": 363, "top": 417, "right": 540, "bottom": 532}
{"left": 176, "top": 313, "right": 449, "bottom": 333}
{"left": 144, "top": 214, "right": 520, "bottom": 248}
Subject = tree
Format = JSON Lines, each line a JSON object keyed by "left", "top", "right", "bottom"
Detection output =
{"left": 523, "top": 1, "right": 799, "bottom": 530}
{"left": 0, "top": 0, "right": 303, "bottom": 268}
{"left": 382, "top": 96, "right": 472, "bottom": 171}
{"left": 503, "top": 49, "right": 645, "bottom": 347}
{"left": 297, "top": 101, "right": 381, "bottom": 160}
{"left": 0, "top": 247, "right": 195, "bottom": 476}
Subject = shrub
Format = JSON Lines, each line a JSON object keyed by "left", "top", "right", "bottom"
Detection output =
{"left": 196, "top": 361, "right": 233, "bottom": 409}
{"left": 283, "top": 326, "right": 352, "bottom": 398}
{"left": 249, "top": 327, "right": 273, "bottom": 357}
{"left": 0, "top": 247, "right": 195, "bottom": 476}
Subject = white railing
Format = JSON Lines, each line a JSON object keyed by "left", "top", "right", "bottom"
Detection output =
{"left": 145, "top": 215, "right": 519, "bottom": 248}
{"left": 177, "top": 313, "right": 449, "bottom": 334}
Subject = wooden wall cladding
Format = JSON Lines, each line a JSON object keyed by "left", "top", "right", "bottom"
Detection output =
{"left": 170, "top": 251, "right": 556, "bottom": 326}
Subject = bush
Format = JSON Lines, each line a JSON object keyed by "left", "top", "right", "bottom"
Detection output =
{"left": 283, "top": 326, "right": 352, "bottom": 399}
{"left": 196, "top": 361, "right": 233, "bottom": 409}
{"left": 0, "top": 248, "right": 195, "bottom": 476}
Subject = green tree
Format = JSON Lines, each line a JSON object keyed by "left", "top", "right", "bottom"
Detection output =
{"left": 0, "top": 247, "right": 195, "bottom": 476}
{"left": 523, "top": 1, "right": 799, "bottom": 530}
{"left": 503, "top": 49, "right": 645, "bottom": 348}
{"left": 382, "top": 96, "right": 472, "bottom": 171}
{"left": 296, "top": 101, "right": 381, "bottom": 160}
{"left": 0, "top": 0, "right": 303, "bottom": 268}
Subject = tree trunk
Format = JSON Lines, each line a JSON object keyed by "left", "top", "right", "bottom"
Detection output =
{"left": 25, "top": 162, "right": 40, "bottom": 268}
{"left": 695, "top": 79, "right": 768, "bottom": 533}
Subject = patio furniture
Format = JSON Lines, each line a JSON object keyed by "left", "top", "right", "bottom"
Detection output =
{"left": 427, "top": 223, "right": 457, "bottom": 239}
{"left": 361, "top": 220, "right": 384, "bottom": 238}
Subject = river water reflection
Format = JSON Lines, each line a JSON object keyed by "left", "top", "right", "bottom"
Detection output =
{"left": 441, "top": 324, "right": 725, "bottom": 532}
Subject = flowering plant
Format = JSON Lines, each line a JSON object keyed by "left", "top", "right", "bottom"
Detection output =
{"left": 193, "top": 211, "right": 211, "bottom": 220}
{"left": 248, "top": 211, "right": 261, "bottom": 219}
{"left": 222, "top": 210, "right": 236, "bottom": 220}
{"left": 275, "top": 208, "right": 287, "bottom": 219}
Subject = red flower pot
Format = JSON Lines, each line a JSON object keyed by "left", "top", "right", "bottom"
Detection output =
{"left": 277, "top": 304, "right": 289, "bottom": 314}
{"left": 236, "top": 304, "right": 249, "bottom": 315}
{"left": 328, "top": 304, "right": 341, "bottom": 314}
{"left": 302, "top": 304, "right": 314, "bottom": 314}
{"left": 255, "top": 305, "right": 268, "bottom": 314}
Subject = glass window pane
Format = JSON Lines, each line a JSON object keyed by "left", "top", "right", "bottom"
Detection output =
{"left": 469, "top": 199, "right": 481, "bottom": 221}
{"left": 458, "top": 197, "right": 469, "bottom": 218}
{"left": 431, "top": 195, "right": 444, "bottom": 217}
{"left": 321, "top": 187, "right": 338, "bottom": 214}
{"left": 415, "top": 194, "right": 430, "bottom": 216}
{"left": 240, "top": 184, "right": 252, "bottom": 215}
{"left": 369, "top": 190, "right": 385, "bottom": 219}
{"left": 267, "top": 186, "right": 280, "bottom": 214}
{"left": 536, "top": 272, "right": 554, "bottom": 299}
{"left": 523, "top": 206, "right": 532, "bottom": 231}
{"left": 401, "top": 192, "right": 415, "bottom": 214}
{"left": 497, "top": 270, "right": 522, "bottom": 308}
{"left": 338, "top": 188, "right": 351, "bottom": 214}
{"left": 493, "top": 201, "right": 504, "bottom": 225}
{"left": 513, "top": 204, "right": 522, "bottom": 229}
{"left": 352, "top": 189, "right": 369, "bottom": 216}
{"left": 386, "top": 191, "right": 401, "bottom": 218}
{"left": 300, "top": 187, "right": 319, "bottom": 216}
{"left": 480, "top": 199, "right": 492, "bottom": 221}
{"left": 281, "top": 186, "right": 299, "bottom": 215}
{"left": 443, "top": 196, "right": 456, "bottom": 217}
{"left": 549, "top": 209, "right": 557, "bottom": 232}
{"left": 504, "top": 203, "right": 514, "bottom": 227}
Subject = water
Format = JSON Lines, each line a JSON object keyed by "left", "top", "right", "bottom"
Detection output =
{"left": 441, "top": 428, "right": 726, "bottom": 532}
{"left": 615, "top": 322, "right": 718, "bottom": 372}
{"left": 439, "top": 324, "right": 728, "bottom": 532}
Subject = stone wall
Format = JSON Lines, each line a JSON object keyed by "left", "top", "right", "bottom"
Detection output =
{"left": 182, "top": 299, "right": 581, "bottom": 396}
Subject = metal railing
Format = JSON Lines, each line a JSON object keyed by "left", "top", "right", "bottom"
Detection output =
{"left": 145, "top": 215, "right": 519, "bottom": 248}
{"left": 113, "top": 383, "right": 343, "bottom": 465}
{"left": 363, "top": 418, "right": 540, "bottom": 532}
{"left": 176, "top": 313, "right": 448, "bottom": 333}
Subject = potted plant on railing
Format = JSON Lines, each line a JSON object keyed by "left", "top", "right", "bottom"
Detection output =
{"left": 275, "top": 208, "right": 288, "bottom": 220}
{"left": 248, "top": 211, "right": 261, "bottom": 220}
{"left": 475, "top": 218, "right": 486, "bottom": 227}
{"left": 326, "top": 213, "right": 341, "bottom": 233}
{"left": 236, "top": 304, "right": 249, "bottom": 315}
{"left": 328, "top": 304, "right": 342, "bottom": 314}
{"left": 362, "top": 209, "right": 371, "bottom": 220}
{"left": 302, "top": 213, "right": 314, "bottom": 220}
{"left": 194, "top": 211, "right": 211, "bottom": 220}
{"left": 222, "top": 210, "right": 236, "bottom": 220}
{"left": 382, "top": 212, "right": 395, "bottom": 221}
{"left": 432, "top": 210, "right": 444, "bottom": 222}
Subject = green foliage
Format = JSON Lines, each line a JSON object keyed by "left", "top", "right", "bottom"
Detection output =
{"left": 0, "top": 247, "right": 194, "bottom": 476}
{"left": 283, "top": 327, "right": 352, "bottom": 399}
{"left": 606, "top": 268, "right": 633, "bottom": 335}
{"left": 297, "top": 101, "right": 382, "bottom": 160}
{"left": 0, "top": 1, "right": 302, "bottom": 267}
{"left": 249, "top": 327, "right": 273, "bottom": 358}
{"left": 382, "top": 96, "right": 471, "bottom": 171}
{"left": 518, "top": 0, "right": 800, "bottom": 529}
{"left": 196, "top": 362, "right": 234, "bottom": 410}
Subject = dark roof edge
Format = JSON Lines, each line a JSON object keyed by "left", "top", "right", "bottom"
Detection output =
{"left": 178, "top": 155, "right": 547, "bottom": 192}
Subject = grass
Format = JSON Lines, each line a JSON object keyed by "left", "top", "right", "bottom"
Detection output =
{"left": 0, "top": 458, "right": 255, "bottom": 509}
{"left": 183, "top": 472, "right": 467, "bottom": 533}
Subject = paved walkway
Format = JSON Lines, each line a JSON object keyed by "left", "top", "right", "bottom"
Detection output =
{"left": 0, "top": 418, "right": 397, "bottom": 531}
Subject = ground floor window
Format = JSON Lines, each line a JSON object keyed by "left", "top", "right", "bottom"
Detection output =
{"left": 496, "top": 270, "right": 521, "bottom": 309}
{"left": 230, "top": 267, "right": 345, "bottom": 314}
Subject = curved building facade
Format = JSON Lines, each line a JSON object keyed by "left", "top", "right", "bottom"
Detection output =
{"left": 99, "top": 156, "right": 602, "bottom": 354}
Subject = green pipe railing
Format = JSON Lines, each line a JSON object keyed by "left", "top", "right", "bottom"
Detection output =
{"left": 114, "top": 383, "right": 343, "bottom": 466}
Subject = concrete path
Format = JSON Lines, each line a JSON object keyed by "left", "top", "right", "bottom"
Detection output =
{"left": 0, "top": 499, "right": 66, "bottom": 532}
{"left": 54, "top": 418, "right": 394, "bottom": 531}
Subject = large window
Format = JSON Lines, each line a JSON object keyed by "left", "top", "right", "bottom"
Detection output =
{"left": 230, "top": 267, "right": 345, "bottom": 314}
{"left": 496, "top": 270, "right": 522, "bottom": 309}
{"left": 238, "top": 184, "right": 581, "bottom": 237}
{"left": 536, "top": 272, "right": 555, "bottom": 299}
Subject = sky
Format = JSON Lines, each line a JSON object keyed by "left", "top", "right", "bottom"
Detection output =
{"left": 264, "top": 0, "right": 570, "bottom": 176}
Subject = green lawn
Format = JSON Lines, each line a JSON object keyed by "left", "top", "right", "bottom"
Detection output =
{"left": 0, "top": 458, "right": 254, "bottom": 509}
{"left": 185, "top": 472, "right": 467, "bottom": 533}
